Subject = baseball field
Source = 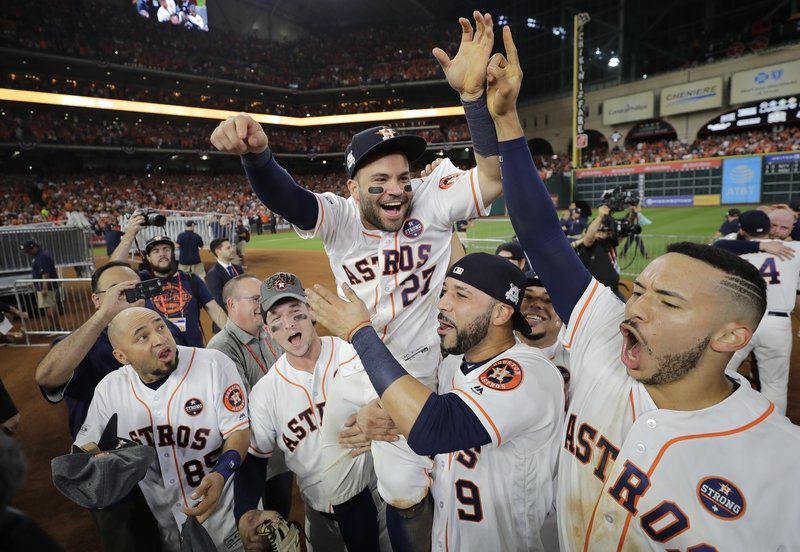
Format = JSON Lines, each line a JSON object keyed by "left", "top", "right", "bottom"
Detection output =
{"left": 6, "top": 203, "right": 795, "bottom": 550}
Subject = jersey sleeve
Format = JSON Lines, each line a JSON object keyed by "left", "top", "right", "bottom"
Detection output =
{"left": 417, "top": 158, "right": 487, "bottom": 227}
{"left": 449, "top": 355, "right": 563, "bottom": 447}
{"left": 246, "top": 379, "right": 277, "bottom": 458}
{"left": 211, "top": 351, "right": 251, "bottom": 438}
{"left": 293, "top": 192, "right": 355, "bottom": 248}
{"left": 73, "top": 378, "right": 112, "bottom": 449}
{"left": 561, "top": 278, "right": 626, "bottom": 389}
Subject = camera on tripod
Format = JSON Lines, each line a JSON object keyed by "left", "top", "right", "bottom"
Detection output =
{"left": 133, "top": 208, "right": 167, "bottom": 227}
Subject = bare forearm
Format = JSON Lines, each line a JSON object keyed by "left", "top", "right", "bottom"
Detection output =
{"left": 379, "top": 376, "right": 434, "bottom": 437}
{"left": 223, "top": 428, "right": 250, "bottom": 458}
{"left": 35, "top": 312, "right": 108, "bottom": 388}
{"left": 493, "top": 112, "right": 525, "bottom": 142}
{"left": 206, "top": 302, "right": 228, "bottom": 329}
{"left": 584, "top": 215, "right": 604, "bottom": 246}
{"left": 110, "top": 234, "right": 136, "bottom": 262}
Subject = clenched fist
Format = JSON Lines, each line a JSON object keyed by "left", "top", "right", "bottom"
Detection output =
{"left": 210, "top": 113, "right": 269, "bottom": 156}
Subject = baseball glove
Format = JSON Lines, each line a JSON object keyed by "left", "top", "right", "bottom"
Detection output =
{"left": 256, "top": 514, "right": 303, "bottom": 552}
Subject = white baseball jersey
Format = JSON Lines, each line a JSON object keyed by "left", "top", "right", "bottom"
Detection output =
{"left": 558, "top": 279, "right": 800, "bottom": 551}
{"left": 75, "top": 346, "right": 249, "bottom": 552}
{"left": 248, "top": 336, "right": 357, "bottom": 513}
{"left": 296, "top": 158, "right": 487, "bottom": 378}
{"left": 740, "top": 239, "right": 800, "bottom": 313}
{"left": 517, "top": 326, "right": 572, "bottom": 403}
{"left": 430, "top": 344, "right": 564, "bottom": 552}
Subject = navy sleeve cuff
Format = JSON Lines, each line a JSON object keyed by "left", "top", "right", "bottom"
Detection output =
{"left": 407, "top": 393, "right": 491, "bottom": 456}
{"left": 241, "top": 149, "right": 273, "bottom": 169}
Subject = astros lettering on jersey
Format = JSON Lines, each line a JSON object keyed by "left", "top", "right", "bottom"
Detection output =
{"left": 432, "top": 344, "right": 564, "bottom": 552}
{"left": 75, "top": 346, "right": 249, "bottom": 552}
{"left": 558, "top": 279, "right": 800, "bottom": 551}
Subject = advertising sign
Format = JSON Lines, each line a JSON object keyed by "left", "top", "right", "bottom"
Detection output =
{"left": 603, "top": 91, "right": 655, "bottom": 125}
{"left": 721, "top": 156, "right": 762, "bottom": 204}
{"left": 660, "top": 77, "right": 723, "bottom": 115}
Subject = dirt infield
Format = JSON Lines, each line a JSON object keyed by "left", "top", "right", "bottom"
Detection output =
{"left": 4, "top": 247, "right": 800, "bottom": 549}
{"left": 2, "top": 248, "right": 335, "bottom": 549}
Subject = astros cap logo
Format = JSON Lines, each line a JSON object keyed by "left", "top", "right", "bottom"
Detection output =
{"left": 376, "top": 128, "right": 397, "bottom": 140}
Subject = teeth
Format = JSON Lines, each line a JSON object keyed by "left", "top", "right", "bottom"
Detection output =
{"left": 383, "top": 202, "right": 401, "bottom": 207}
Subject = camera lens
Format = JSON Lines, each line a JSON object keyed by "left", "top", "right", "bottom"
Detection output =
{"left": 147, "top": 213, "right": 167, "bottom": 226}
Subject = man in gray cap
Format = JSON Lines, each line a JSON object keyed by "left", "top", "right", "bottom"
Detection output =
{"left": 236, "top": 272, "right": 387, "bottom": 552}
{"left": 74, "top": 307, "right": 250, "bottom": 551}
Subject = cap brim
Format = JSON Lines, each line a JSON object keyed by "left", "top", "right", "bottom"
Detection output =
{"left": 350, "top": 135, "right": 427, "bottom": 178}
{"left": 259, "top": 292, "right": 307, "bottom": 316}
{"left": 512, "top": 309, "right": 533, "bottom": 336}
{"left": 145, "top": 239, "right": 174, "bottom": 253}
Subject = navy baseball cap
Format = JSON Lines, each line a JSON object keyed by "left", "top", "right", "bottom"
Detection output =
{"left": 446, "top": 253, "right": 532, "bottom": 335}
{"left": 144, "top": 235, "right": 175, "bottom": 255}
{"left": 525, "top": 270, "right": 543, "bottom": 288}
{"left": 20, "top": 239, "right": 38, "bottom": 252}
{"left": 495, "top": 241, "right": 525, "bottom": 261}
{"left": 739, "top": 210, "right": 770, "bottom": 235}
{"left": 344, "top": 126, "right": 427, "bottom": 179}
{"left": 185, "top": 220, "right": 195, "bottom": 227}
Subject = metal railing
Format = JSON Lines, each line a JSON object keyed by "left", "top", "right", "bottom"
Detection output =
{"left": 13, "top": 278, "right": 95, "bottom": 346}
{"left": 0, "top": 225, "right": 94, "bottom": 275}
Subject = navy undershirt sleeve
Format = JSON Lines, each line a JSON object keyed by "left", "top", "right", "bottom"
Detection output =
{"left": 241, "top": 150, "right": 319, "bottom": 230}
{"left": 713, "top": 239, "right": 759, "bottom": 255}
{"left": 498, "top": 137, "right": 592, "bottom": 323}
{"left": 351, "top": 326, "right": 409, "bottom": 397}
{"left": 233, "top": 453, "right": 268, "bottom": 525}
{"left": 406, "top": 393, "right": 491, "bottom": 456}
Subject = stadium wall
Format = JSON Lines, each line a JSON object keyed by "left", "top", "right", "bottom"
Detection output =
{"left": 518, "top": 43, "right": 800, "bottom": 152}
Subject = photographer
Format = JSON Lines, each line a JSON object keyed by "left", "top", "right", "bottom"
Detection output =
{"left": 111, "top": 213, "right": 228, "bottom": 347}
{"left": 619, "top": 205, "right": 649, "bottom": 258}
{"left": 574, "top": 205, "right": 623, "bottom": 299}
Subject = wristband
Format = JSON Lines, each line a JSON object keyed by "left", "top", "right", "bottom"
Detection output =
{"left": 212, "top": 450, "right": 242, "bottom": 482}
{"left": 345, "top": 319, "right": 373, "bottom": 342}
{"left": 351, "top": 326, "right": 409, "bottom": 396}
{"left": 461, "top": 95, "right": 499, "bottom": 158}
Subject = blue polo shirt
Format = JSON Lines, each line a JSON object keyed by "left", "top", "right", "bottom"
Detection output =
{"left": 718, "top": 219, "right": 740, "bottom": 235}
{"left": 42, "top": 320, "right": 188, "bottom": 438}
{"left": 176, "top": 230, "right": 204, "bottom": 265}
{"left": 31, "top": 250, "right": 57, "bottom": 290}
{"left": 103, "top": 229, "right": 124, "bottom": 256}
{"left": 140, "top": 270, "right": 213, "bottom": 347}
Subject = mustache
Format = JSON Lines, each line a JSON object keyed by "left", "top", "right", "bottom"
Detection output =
{"left": 438, "top": 313, "right": 456, "bottom": 326}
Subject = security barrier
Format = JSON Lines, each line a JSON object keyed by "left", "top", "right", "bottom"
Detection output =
{"left": 118, "top": 210, "right": 236, "bottom": 259}
{"left": 12, "top": 278, "right": 94, "bottom": 346}
{"left": 0, "top": 224, "right": 94, "bottom": 276}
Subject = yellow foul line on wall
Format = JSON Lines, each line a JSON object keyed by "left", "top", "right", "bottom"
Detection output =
{"left": 0, "top": 88, "right": 465, "bottom": 127}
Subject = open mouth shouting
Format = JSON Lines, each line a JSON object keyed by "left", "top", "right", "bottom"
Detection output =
{"left": 380, "top": 199, "right": 406, "bottom": 220}
{"left": 157, "top": 347, "right": 175, "bottom": 364}
{"left": 526, "top": 313, "right": 545, "bottom": 330}
{"left": 619, "top": 323, "right": 644, "bottom": 370}
{"left": 288, "top": 331, "right": 303, "bottom": 347}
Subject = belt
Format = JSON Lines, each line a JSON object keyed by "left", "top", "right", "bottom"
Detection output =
{"left": 768, "top": 311, "right": 789, "bottom": 317}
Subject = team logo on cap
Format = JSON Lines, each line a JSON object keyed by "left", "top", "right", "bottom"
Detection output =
{"left": 438, "top": 174, "right": 459, "bottom": 190}
{"left": 402, "top": 218, "right": 424, "bottom": 239}
{"left": 268, "top": 273, "right": 297, "bottom": 291}
{"left": 697, "top": 477, "right": 746, "bottom": 520}
{"left": 376, "top": 128, "right": 397, "bottom": 140}
{"left": 479, "top": 359, "right": 523, "bottom": 391}
{"left": 184, "top": 398, "right": 204, "bottom": 416}
{"left": 223, "top": 384, "right": 246, "bottom": 413}
{"left": 346, "top": 151, "right": 356, "bottom": 169}
{"left": 505, "top": 283, "right": 520, "bottom": 304}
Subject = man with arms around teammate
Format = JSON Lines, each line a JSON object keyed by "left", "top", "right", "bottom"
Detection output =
{"left": 489, "top": 24, "right": 800, "bottom": 550}
{"left": 308, "top": 253, "right": 564, "bottom": 551}
{"left": 211, "top": 11, "right": 504, "bottom": 550}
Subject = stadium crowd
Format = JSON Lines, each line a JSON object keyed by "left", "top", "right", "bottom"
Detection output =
{"left": 0, "top": 71, "right": 416, "bottom": 117}
{"left": 0, "top": 109, "right": 470, "bottom": 153}
{"left": 2, "top": 0, "right": 458, "bottom": 90}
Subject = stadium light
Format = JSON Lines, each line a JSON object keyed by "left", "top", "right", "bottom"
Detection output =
{"left": 201, "top": 154, "right": 208, "bottom": 160}
{"left": 552, "top": 26, "right": 566, "bottom": 38}
{"left": 526, "top": 18, "right": 537, "bottom": 28}
{"left": 0, "top": 88, "right": 465, "bottom": 127}
{"left": 498, "top": 15, "right": 508, "bottom": 25}
{"left": 608, "top": 56, "right": 620, "bottom": 68}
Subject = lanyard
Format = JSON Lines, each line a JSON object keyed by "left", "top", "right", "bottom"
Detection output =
{"left": 242, "top": 331, "right": 277, "bottom": 374}
{"left": 154, "top": 274, "right": 184, "bottom": 317}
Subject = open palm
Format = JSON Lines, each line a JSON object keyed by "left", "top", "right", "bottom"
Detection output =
{"left": 487, "top": 26, "right": 523, "bottom": 118}
{"left": 433, "top": 11, "right": 495, "bottom": 101}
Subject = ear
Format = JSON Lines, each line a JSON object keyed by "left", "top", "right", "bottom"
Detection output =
{"left": 91, "top": 293, "right": 102, "bottom": 310}
{"left": 226, "top": 297, "right": 235, "bottom": 312}
{"left": 492, "top": 303, "right": 515, "bottom": 327}
{"left": 112, "top": 349, "right": 129, "bottom": 365}
{"left": 709, "top": 322, "right": 752, "bottom": 353}
{"left": 347, "top": 179, "right": 360, "bottom": 202}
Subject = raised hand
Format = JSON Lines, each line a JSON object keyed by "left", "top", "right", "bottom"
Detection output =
{"left": 486, "top": 26, "right": 523, "bottom": 119}
{"left": 306, "top": 283, "right": 372, "bottom": 342}
{"left": 210, "top": 113, "right": 269, "bottom": 156}
{"left": 432, "top": 11, "right": 495, "bottom": 101}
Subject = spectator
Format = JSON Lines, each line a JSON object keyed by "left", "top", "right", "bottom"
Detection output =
{"left": 715, "top": 208, "right": 741, "bottom": 238}
{"left": 575, "top": 205, "right": 622, "bottom": 299}
{"left": 20, "top": 240, "right": 60, "bottom": 331}
{"left": 205, "top": 237, "right": 243, "bottom": 333}
{"left": 235, "top": 219, "right": 250, "bottom": 266}
{"left": 495, "top": 241, "right": 527, "bottom": 270}
{"left": 102, "top": 222, "right": 123, "bottom": 256}
{"left": 176, "top": 220, "right": 206, "bottom": 277}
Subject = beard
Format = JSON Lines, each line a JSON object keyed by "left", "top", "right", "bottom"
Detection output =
{"left": 639, "top": 336, "right": 710, "bottom": 385}
{"left": 359, "top": 197, "right": 406, "bottom": 233}
{"left": 441, "top": 310, "right": 493, "bottom": 356}
{"left": 151, "top": 348, "right": 179, "bottom": 378}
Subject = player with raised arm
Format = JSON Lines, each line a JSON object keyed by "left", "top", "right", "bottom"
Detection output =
{"left": 487, "top": 25, "right": 800, "bottom": 550}
{"left": 211, "top": 11, "right": 504, "bottom": 551}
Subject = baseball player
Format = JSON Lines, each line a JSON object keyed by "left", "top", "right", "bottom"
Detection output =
{"left": 211, "top": 11, "right": 504, "bottom": 549}
{"left": 74, "top": 307, "right": 250, "bottom": 552}
{"left": 235, "top": 272, "right": 388, "bottom": 552}
{"left": 489, "top": 25, "right": 800, "bottom": 550}
{"left": 768, "top": 208, "right": 795, "bottom": 240}
{"left": 307, "top": 252, "right": 564, "bottom": 551}
{"left": 715, "top": 210, "right": 800, "bottom": 414}
{"left": 518, "top": 271, "right": 570, "bottom": 400}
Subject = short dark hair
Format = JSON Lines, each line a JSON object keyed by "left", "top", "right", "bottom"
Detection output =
{"left": 221, "top": 273, "right": 259, "bottom": 304}
{"left": 91, "top": 261, "right": 134, "bottom": 293}
{"left": 667, "top": 242, "right": 766, "bottom": 326}
{"left": 209, "top": 237, "right": 229, "bottom": 257}
{"left": 495, "top": 241, "right": 525, "bottom": 261}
